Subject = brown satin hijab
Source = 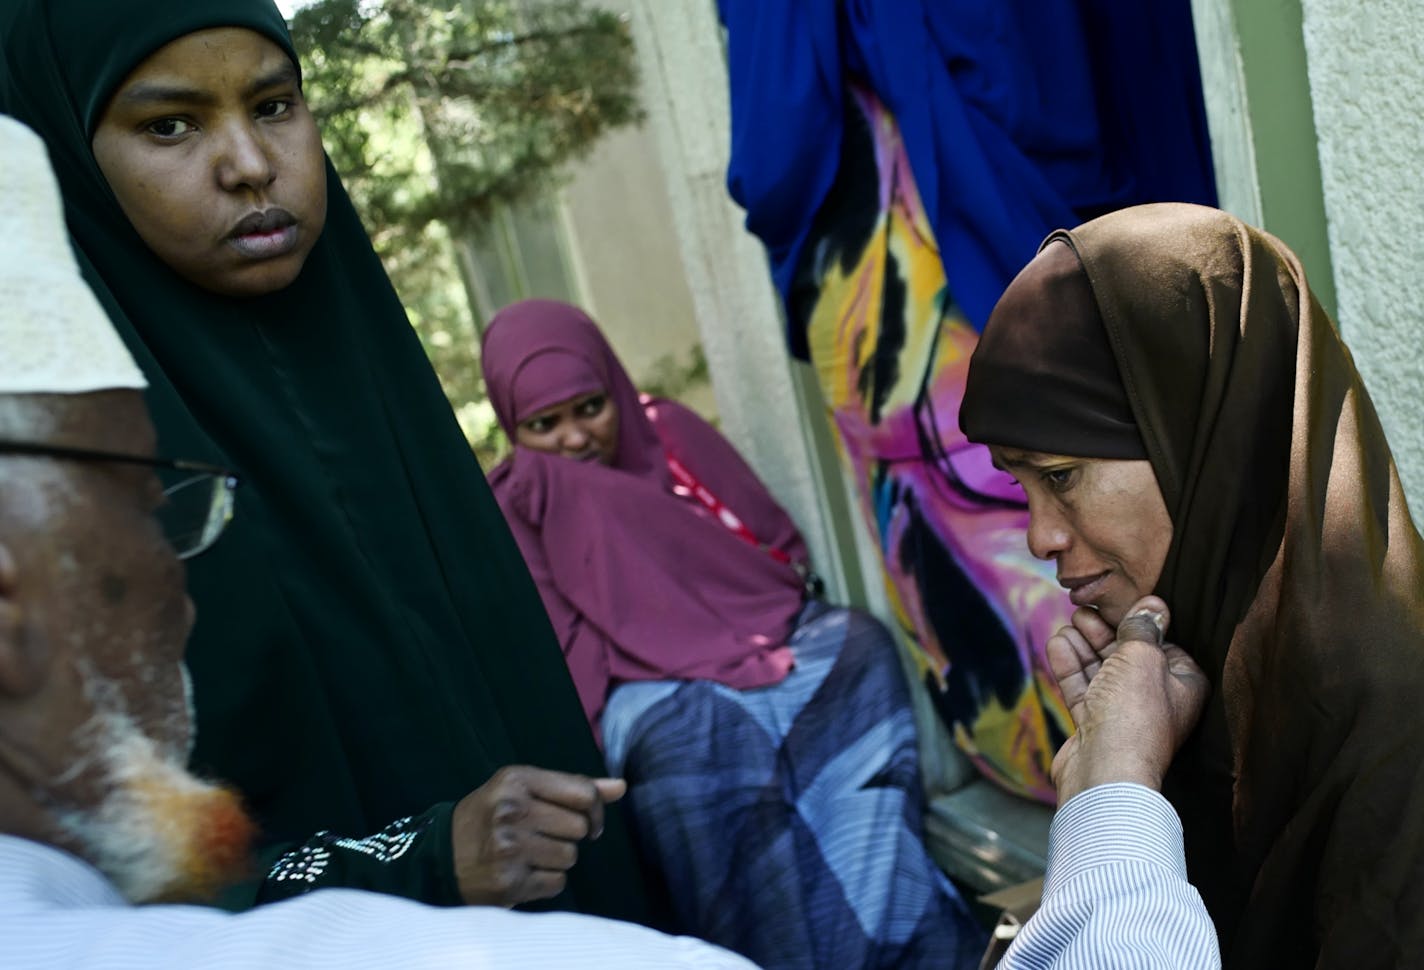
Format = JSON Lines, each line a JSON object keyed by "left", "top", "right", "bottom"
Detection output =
{"left": 960, "top": 240, "right": 1146, "bottom": 459}
{"left": 965, "top": 203, "right": 1424, "bottom": 967}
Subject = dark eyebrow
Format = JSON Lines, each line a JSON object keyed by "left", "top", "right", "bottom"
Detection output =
{"left": 115, "top": 82, "right": 217, "bottom": 108}
{"left": 244, "top": 63, "right": 300, "bottom": 99}
{"left": 114, "top": 64, "right": 299, "bottom": 109}
{"left": 992, "top": 453, "right": 1038, "bottom": 474}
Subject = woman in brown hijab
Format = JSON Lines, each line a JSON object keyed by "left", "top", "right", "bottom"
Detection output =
{"left": 960, "top": 202, "right": 1424, "bottom": 968}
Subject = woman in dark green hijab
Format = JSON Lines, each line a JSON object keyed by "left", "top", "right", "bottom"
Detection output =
{"left": 0, "top": 0, "right": 654, "bottom": 920}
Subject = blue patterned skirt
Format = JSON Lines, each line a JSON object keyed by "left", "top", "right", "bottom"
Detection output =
{"left": 602, "top": 602, "right": 986, "bottom": 969}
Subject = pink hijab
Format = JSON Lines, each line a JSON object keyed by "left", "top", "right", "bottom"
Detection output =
{"left": 482, "top": 300, "right": 805, "bottom": 732}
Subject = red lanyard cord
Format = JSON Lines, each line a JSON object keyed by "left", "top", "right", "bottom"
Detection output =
{"left": 664, "top": 454, "right": 794, "bottom": 565}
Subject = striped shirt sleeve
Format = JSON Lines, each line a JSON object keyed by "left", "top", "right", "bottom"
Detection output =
{"left": 998, "top": 783, "right": 1221, "bottom": 970}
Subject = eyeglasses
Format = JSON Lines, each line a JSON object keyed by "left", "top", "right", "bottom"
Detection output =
{"left": 0, "top": 441, "right": 240, "bottom": 560}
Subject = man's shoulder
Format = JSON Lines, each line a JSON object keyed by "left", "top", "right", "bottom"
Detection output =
{"left": 0, "top": 835, "right": 126, "bottom": 909}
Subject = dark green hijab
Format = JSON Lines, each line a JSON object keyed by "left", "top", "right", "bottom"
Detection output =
{"left": 0, "top": 0, "right": 652, "bottom": 920}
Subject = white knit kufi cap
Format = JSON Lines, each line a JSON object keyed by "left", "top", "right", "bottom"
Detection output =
{"left": 0, "top": 115, "right": 146, "bottom": 393}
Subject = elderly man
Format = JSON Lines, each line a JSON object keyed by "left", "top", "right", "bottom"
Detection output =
{"left": 0, "top": 114, "right": 752, "bottom": 969}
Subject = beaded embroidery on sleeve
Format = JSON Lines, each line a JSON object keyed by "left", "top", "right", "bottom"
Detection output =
{"left": 267, "top": 815, "right": 428, "bottom": 888}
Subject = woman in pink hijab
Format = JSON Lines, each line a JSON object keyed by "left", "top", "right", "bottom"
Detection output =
{"left": 482, "top": 300, "right": 985, "bottom": 970}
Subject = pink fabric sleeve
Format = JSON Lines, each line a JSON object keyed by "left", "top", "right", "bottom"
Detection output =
{"left": 487, "top": 459, "right": 614, "bottom": 735}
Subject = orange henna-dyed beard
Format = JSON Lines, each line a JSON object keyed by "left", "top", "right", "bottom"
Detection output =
{"left": 113, "top": 765, "right": 256, "bottom": 903}
{"left": 55, "top": 679, "right": 256, "bottom": 903}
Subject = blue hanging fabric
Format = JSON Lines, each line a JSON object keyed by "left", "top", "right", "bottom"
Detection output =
{"left": 718, "top": 0, "right": 1217, "bottom": 356}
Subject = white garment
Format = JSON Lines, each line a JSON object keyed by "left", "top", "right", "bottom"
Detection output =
{"left": 999, "top": 783, "right": 1221, "bottom": 970}
{"left": 0, "top": 835, "right": 758, "bottom": 970}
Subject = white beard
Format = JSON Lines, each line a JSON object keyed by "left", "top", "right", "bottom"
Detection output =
{"left": 52, "top": 666, "right": 251, "bottom": 903}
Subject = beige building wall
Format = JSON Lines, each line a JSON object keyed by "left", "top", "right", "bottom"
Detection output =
{"left": 557, "top": 115, "right": 719, "bottom": 418}
{"left": 546, "top": 0, "right": 716, "bottom": 419}
{"left": 1194, "top": 0, "right": 1423, "bottom": 515}
{"left": 1299, "top": 0, "right": 1424, "bottom": 510}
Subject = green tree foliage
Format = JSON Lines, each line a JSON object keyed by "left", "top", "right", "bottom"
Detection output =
{"left": 288, "top": 0, "right": 643, "bottom": 456}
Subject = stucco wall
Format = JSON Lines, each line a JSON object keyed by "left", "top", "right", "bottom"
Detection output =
{"left": 559, "top": 120, "right": 719, "bottom": 419}
{"left": 525, "top": 0, "right": 717, "bottom": 419}
{"left": 1300, "top": 0, "right": 1424, "bottom": 511}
